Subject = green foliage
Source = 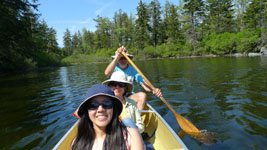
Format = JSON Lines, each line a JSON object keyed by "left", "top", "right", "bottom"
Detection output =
{"left": 94, "top": 16, "right": 113, "bottom": 49}
{"left": 143, "top": 46, "right": 161, "bottom": 57}
{"left": 62, "top": 54, "right": 108, "bottom": 64}
{"left": 0, "top": 0, "right": 61, "bottom": 73}
{"left": 135, "top": 0, "right": 150, "bottom": 50}
{"left": 2, "top": 0, "right": 267, "bottom": 72}
{"left": 0, "top": 51, "right": 36, "bottom": 73}
{"left": 95, "top": 48, "right": 115, "bottom": 58}
{"left": 205, "top": 0, "right": 235, "bottom": 33}
{"left": 205, "top": 32, "right": 236, "bottom": 54}
{"left": 201, "top": 30, "right": 260, "bottom": 55}
{"left": 33, "top": 52, "right": 62, "bottom": 67}
{"left": 235, "top": 29, "right": 260, "bottom": 53}
{"left": 243, "top": 0, "right": 267, "bottom": 29}
{"left": 149, "top": 0, "right": 162, "bottom": 47}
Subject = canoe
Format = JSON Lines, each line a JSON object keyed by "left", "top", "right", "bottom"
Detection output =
{"left": 52, "top": 103, "right": 188, "bottom": 150}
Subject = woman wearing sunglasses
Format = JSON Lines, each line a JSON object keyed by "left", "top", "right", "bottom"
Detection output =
{"left": 103, "top": 71, "right": 144, "bottom": 134}
{"left": 71, "top": 84, "right": 143, "bottom": 150}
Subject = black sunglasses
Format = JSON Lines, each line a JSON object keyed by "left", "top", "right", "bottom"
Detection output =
{"left": 88, "top": 100, "right": 113, "bottom": 110}
{"left": 108, "top": 82, "right": 127, "bottom": 88}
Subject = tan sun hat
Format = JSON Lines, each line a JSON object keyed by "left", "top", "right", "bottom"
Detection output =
{"left": 102, "top": 71, "right": 133, "bottom": 93}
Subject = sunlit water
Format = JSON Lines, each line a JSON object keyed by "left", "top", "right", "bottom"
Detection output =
{"left": 0, "top": 56, "right": 266, "bottom": 150}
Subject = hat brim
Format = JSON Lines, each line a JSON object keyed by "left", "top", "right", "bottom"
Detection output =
{"left": 77, "top": 93, "right": 123, "bottom": 118}
{"left": 111, "top": 54, "right": 133, "bottom": 59}
{"left": 102, "top": 79, "right": 133, "bottom": 94}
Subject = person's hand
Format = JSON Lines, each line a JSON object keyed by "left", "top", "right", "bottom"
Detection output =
{"left": 152, "top": 88, "right": 162, "bottom": 97}
{"left": 115, "top": 46, "right": 127, "bottom": 59}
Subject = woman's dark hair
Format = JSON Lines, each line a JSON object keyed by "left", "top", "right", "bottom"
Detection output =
{"left": 71, "top": 100, "right": 128, "bottom": 150}
{"left": 123, "top": 86, "right": 129, "bottom": 97}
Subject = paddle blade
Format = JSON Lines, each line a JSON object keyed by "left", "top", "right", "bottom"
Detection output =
{"left": 175, "top": 114, "right": 217, "bottom": 145}
{"left": 175, "top": 113, "right": 200, "bottom": 135}
{"left": 193, "top": 130, "right": 217, "bottom": 146}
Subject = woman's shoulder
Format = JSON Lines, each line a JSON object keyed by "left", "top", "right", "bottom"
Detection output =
{"left": 125, "top": 97, "right": 138, "bottom": 107}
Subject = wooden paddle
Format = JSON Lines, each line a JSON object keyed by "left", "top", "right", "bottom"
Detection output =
{"left": 122, "top": 52, "right": 217, "bottom": 145}
{"left": 121, "top": 52, "right": 201, "bottom": 136}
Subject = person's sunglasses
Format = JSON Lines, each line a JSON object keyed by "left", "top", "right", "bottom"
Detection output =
{"left": 108, "top": 82, "right": 127, "bottom": 88}
{"left": 88, "top": 100, "right": 113, "bottom": 110}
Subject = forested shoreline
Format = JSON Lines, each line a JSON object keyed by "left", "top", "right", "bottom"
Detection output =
{"left": 1, "top": 0, "right": 266, "bottom": 74}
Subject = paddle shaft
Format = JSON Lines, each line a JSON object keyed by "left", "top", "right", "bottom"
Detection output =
{"left": 121, "top": 55, "right": 177, "bottom": 114}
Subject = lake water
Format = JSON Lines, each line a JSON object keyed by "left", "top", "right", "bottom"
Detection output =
{"left": 0, "top": 56, "right": 266, "bottom": 150}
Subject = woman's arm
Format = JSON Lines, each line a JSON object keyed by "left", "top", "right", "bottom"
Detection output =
{"left": 104, "top": 57, "right": 120, "bottom": 76}
{"left": 127, "top": 128, "right": 144, "bottom": 150}
{"left": 104, "top": 46, "right": 126, "bottom": 76}
{"left": 134, "top": 107, "right": 144, "bottom": 133}
{"left": 141, "top": 82, "right": 162, "bottom": 97}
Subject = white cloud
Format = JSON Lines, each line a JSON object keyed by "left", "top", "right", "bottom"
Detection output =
{"left": 80, "top": 17, "right": 93, "bottom": 24}
{"left": 95, "top": 1, "right": 114, "bottom": 16}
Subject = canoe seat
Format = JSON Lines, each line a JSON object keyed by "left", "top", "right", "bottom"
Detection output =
{"left": 139, "top": 110, "right": 154, "bottom": 113}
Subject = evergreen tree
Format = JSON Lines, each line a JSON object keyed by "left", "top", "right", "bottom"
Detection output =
{"left": 1, "top": 0, "right": 37, "bottom": 72}
{"left": 234, "top": 0, "right": 249, "bottom": 31}
{"left": 183, "top": 0, "right": 205, "bottom": 51}
{"left": 206, "top": 0, "right": 235, "bottom": 34}
{"left": 63, "top": 28, "right": 72, "bottom": 56}
{"left": 165, "top": 4, "right": 183, "bottom": 44}
{"left": 46, "top": 27, "right": 59, "bottom": 54}
{"left": 244, "top": 0, "right": 267, "bottom": 46}
{"left": 113, "top": 9, "right": 129, "bottom": 47}
{"left": 82, "top": 28, "right": 95, "bottom": 54}
{"left": 72, "top": 33, "right": 79, "bottom": 49}
{"left": 244, "top": 0, "right": 267, "bottom": 29}
{"left": 94, "top": 16, "right": 112, "bottom": 49}
{"left": 149, "top": 0, "right": 162, "bottom": 47}
{"left": 125, "top": 14, "right": 135, "bottom": 48}
{"left": 135, "top": 0, "right": 150, "bottom": 51}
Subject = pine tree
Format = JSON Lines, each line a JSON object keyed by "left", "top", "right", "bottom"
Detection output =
{"left": 206, "top": 0, "right": 235, "bottom": 33}
{"left": 82, "top": 28, "right": 95, "bottom": 54}
{"left": 125, "top": 14, "right": 135, "bottom": 48}
{"left": 234, "top": 0, "right": 249, "bottom": 31}
{"left": 244, "top": 0, "right": 267, "bottom": 46}
{"left": 113, "top": 9, "right": 129, "bottom": 47}
{"left": 183, "top": 0, "right": 206, "bottom": 51}
{"left": 135, "top": 0, "right": 150, "bottom": 51}
{"left": 149, "top": 0, "right": 162, "bottom": 47}
{"left": 94, "top": 16, "right": 112, "bottom": 49}
{"left": 244, "top": 0, "right": 267, "bottom": 29}
{"left": 165, "top": 4, "right": 182, "bottom": 44}
{"left": 63, "top": 29, "right": 72, "bottom": 56}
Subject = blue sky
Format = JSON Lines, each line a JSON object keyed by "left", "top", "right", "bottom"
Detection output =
{"left": 38, "top": 0, "right": 179, "bottom": 47}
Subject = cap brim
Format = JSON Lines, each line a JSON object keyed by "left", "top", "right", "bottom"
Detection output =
{"left": 111, "top": 54, "right": 133, "bottom": 59}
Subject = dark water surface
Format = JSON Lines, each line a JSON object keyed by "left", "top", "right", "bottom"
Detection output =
{"left": 0, "top": 56, "right": 266, "bottom": 150}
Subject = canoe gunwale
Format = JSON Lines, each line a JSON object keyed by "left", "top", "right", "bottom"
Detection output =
{"left": 52, "top": 121, "right": 79, "bottom": 150}
{"left": 146, "top": 103, "right": 188, "bottom": 150}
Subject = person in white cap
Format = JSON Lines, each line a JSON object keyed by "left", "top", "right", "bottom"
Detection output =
{"left": 103, "top": 71, "right": 144, "bottom": 133}
{"left": 104, "top": 46, "right": 162, "bottom": 110}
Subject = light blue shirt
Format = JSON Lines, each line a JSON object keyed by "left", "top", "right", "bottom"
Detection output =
{"left": 114, "top": 64, "right": 145, "bottom": 92}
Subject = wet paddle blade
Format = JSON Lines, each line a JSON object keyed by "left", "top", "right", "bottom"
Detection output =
{"left": 175, "top": 113, "right": 200, "bottom": 135}
{"left": 193, "top": 130, "right": 217, "bottom": 145}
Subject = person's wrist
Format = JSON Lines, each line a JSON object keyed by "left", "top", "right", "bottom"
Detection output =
{"left": 114, "top": 56, "right": 120, "bottom": 61}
